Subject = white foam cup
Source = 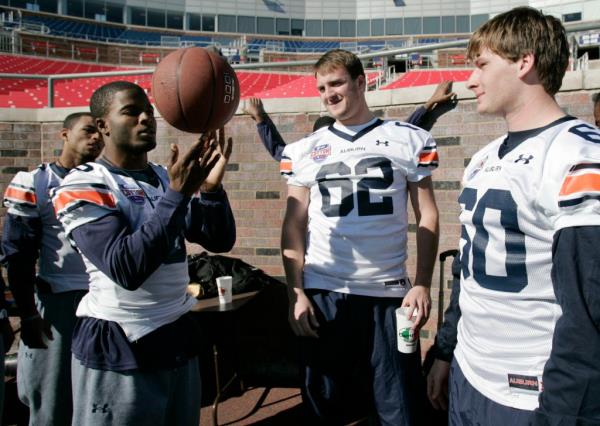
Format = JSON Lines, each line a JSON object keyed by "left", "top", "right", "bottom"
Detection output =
{"left": 395, "top": 307, "right": 417, "bottom": 354}
{"left": 216, "top": 276, "right": 233, "bottom": 305}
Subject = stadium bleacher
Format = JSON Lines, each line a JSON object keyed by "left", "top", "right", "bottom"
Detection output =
{"left": 381, "top": 69, "right": 472, "bottom": 89}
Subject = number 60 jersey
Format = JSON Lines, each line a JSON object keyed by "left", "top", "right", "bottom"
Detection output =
{"left": 455, "top": 118, "right": 600, "bottom": 410}
{"left": 280, "top": 118, "right": 437, "bottom": 298}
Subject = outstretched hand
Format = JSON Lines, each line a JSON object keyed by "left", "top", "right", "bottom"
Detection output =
{"left": 168, "top": 132, "right": 220, "bottom": 197}
{"left": 243, "top": 97, "right": 268, "bottom": 123}
{"left": 424, "top": 81, "right": 456, "bottom": 111}
{"left": 201, "top": 127, "right": 233, "bottom": 192}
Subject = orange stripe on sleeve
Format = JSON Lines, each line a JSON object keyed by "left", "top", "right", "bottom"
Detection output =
{"left": 559, "top": 173, "right": 600, "bottom": 196}
{"left": 54, "top": 190, "right": 116, "bottom": 213}
{"left": 280, "top": 161, "right": 292, "bottom": 173}
{"left": 419, "top": 151, "right": 439, "bottom": 163}
{"left": 4, "top": 187, "right": 36, "bottom": 204}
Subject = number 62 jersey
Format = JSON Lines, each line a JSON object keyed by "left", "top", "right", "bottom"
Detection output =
{"left": 454, "top": 118, "right": 600, "bottom": 410}
{"left": 280, "top": 118, "right": 437, "bottom": 298}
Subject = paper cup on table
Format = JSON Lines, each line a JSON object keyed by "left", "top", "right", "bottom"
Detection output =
{"left": 216, "top": 276, "right": 233, "bottom": 305}
{"left": 395, "top": 307, "right": 417, "bottom": 354}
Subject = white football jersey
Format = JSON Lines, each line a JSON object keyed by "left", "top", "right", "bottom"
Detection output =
{"left": 52, "top": 162, "right": 195, "bottom": 341}
{"left": 3, "top": 164, "right": 89, "bottom": 293}
{"left": 455, "top": 118, "right": 600, "bottom": 410}
{"left": 281, "top": 118, "right": 438, "bottom": 297}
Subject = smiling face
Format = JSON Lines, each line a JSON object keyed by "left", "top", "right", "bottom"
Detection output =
{"left": 99, "top": 88, "right": 157, "bottom": 156}
{"left": 316, "top": 66, "right": 367, "bottom": 124}
{"left": 61, "top": 115, "right": 103, "bottom": 164}
{"left": 467, "top": 48, "right": 522, "bottom": 117}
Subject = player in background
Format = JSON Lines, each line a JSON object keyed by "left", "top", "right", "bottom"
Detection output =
{"left": 0, "top": 271, "right": 15, "bottom": 422}
{"left": 281, "top": 49, "right": 439, "bottom": 425}
{"left": 52, "top": 81, "right": 235, "bottom": 425}
{"left": 246, "top": 81, "right": 456, "bottom": 161}
{"left": 426, "top": 7, "right": 600, "bottom": 425}
{"left": 593, "top": 92, "right": 599, "bottom": 127}
{"left": 1, "top": 112, "right": 103, "bottom": 425}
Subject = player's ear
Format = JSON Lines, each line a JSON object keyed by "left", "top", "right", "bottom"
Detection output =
{"left": 96, "top": 117, "right": 109, "bottom": 136}
{"left": 59, "top": 128, "right": 69, "bottom": 144}
{"left": 357, "top": 74, "right": 366, "bottom": 91}
{"left": 517, "top": 52, "right": 536, "bottom": 80}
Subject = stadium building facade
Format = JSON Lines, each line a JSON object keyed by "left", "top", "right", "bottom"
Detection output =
{"left": 3, "top": 0, "right": 600, "bottom": 37}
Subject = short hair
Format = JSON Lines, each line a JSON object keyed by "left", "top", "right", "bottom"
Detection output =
{"left": 90, "top": 81, "right": 146, "bottom": 119}
{"left": 314, "top": 49, "right": 365, "bottom": 80}
{"left": 593, "top": 92, "right": 600, "bottom": 106}
{"left": 313, "top": 115, "right": 335, "bottom": 131}
{"left": 62, "top": 112, "right": 92, "bottom": 129}
{"left": 466, "top": 7, "right": 569, "bottom": 95}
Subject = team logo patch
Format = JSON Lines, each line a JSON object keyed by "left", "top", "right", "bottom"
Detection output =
{"left": 376, "top": 139, "right": 389, "bottom": 147}
{"left": 507, "top": 374, "right": 542, "bottom": 394}
{"left": 467, "top": 155, "right": 488, "bottom": 180}
{"left": 514, "top": 154, "right": 534, "bottom": 164}
{"left": 311, "top": 144, "right": 331, "bottom": 162}
{"left": 119, "top": 184, "right": 145, "bottom": 205}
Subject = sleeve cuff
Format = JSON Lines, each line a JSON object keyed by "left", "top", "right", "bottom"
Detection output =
{"left": 163, "top": 188, "right": 191, "bottom": 206}
{"left": 200, "top": 186, "right": 226, "bottom": 201}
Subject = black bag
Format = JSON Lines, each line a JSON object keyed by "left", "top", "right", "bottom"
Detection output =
{"left": 187, "top": 252, "right": 270, "bottom": 299}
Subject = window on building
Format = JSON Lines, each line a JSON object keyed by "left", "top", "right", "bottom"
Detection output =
{"left": 105, "top": 2, "right": 122, "bottom": 23}
{"left": 147, "top": 8, "right": 165, "bottom": 28}
{"left": 257, "top": 16, "right": 274, "bottom": 34}
{"left": 306, "top": 19, "right": 321, "bottom": 37}
{"left": 67, "top": 0, "right": 84, "bottom": 17}
{"left": 357, "top": 19, "right": 370, "bottom": 37}
{"left": 36, "top": 0, "right": 56, "bottom": 13}
{"left": 276, "top": 17, "right": 290, "bottom": 35}
{"left": 202, "top": 15, "right": 215, "bottom": 32}
{"left": 219, "top": 14, "right": 236, "bottom": 32}
{"left": 404, "top": 17, "right": 421, "bottom": 34}
{"left": 456, "top": 15, "right": 469, "bottom": 32}
{"left": 340, "top": 20, "right": 355, "bottom": 37}
{"left": 238, "top": 15, "right": 255, "bottom": 33}
{"left": 423, "top": 16, "right": 440, "bottom": 34}
{"left": 9, "top": 0, "right": 27, "bottom": 8}
{"left": 291, "top": 18, "right": 303, "bottom": 36}
{"left": 441, "top": 15, "right": 455, "bottom": 33}
{"left": 470, "top": 14, "right": 488, "bottom": 31}
{"left": 372, "top": 18, "right": 384, "bottom": 36}
{"left": 563, "top": 12, "right": 582, "bottom": 22}
{"left": 323, "top": 20, "right": 338, "bottom": 37}
{"left": 167, "top": 11, "right": 183, "bottom": 30}
{"left": 386, "top": 18, "right": 403, "bottom": 35}
{"left": 189, "top": 13, "right": 201, "bottom": 31}
{"left": 85, "top": 1, "right": 106, "bottom": 21}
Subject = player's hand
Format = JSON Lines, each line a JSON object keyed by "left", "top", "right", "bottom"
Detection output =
{"left": 427, "top": 359, "right": 451, "bottom": 410}
{"left": 201, "top": 127, "right": 233, "bottom": 192}
{"left": 243, "top": 97, "right": 267, "bottom": 123}
{"left": 1, "top": 319, "right": 15, "bottom": 353}
{"left": 288, "top": 289, "right": 320, "bottom": 338}
{"left": 401, "top": 285, "right": 431, "bottom": 332}
{"left": 424, "top": 81, "right": 456, "bottom": 110}
{"left": 168, "top": 132, "right": 220, "bottom": 196}
{"left": 20, "top": 315, "right": 53, "bottom": 349}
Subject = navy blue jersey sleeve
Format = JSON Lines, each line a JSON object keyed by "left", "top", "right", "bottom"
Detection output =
{"left": 71, "top": 188, "right": 191, "bottom": 290}
{"left": 1, "top": 214, "right": 41, "bottom": 316}
{"left": 406, "top": 106, "right": 429, "bottom": 130}
{"left": 433, "top": 253, "right": 461, "bottom": 362}
{"left": 257, "top": 117, "right": 286, "bottom": 161}
{"left": 535, "top": 226, "right": 600, "bottom": 425}
{"left": 185, "top": 188, "right": 236, "bottom": 253}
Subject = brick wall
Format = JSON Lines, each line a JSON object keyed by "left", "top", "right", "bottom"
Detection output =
{"left": 0, "top": 78, "right": 598, "bottom": 350}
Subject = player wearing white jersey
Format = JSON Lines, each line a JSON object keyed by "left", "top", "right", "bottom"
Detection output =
{"left": 426, "top": 7, "right": 600, "bottom": 426}
{"left": 52, "top": 81, "right": 235, "bottom": 426}
{"left": 281, "top": 49, "right": 439, "bottom": 425}
{"left": 1, "top": 112, "right": 103, "bottom": 425}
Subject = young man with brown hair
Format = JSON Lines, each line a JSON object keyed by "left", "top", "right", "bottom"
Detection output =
{"left": 281, "top": 49, "right": 439, "bottom": 425}
{"left": 1, "top": 112, "right": 103, "bottom": 425}
{"left": 427, "top": 7, "right": 600, "bottom": 425}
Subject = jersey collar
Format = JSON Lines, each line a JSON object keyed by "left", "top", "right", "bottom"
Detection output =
{"left": 328, "top": 118, "right": 384, "bottom": 143}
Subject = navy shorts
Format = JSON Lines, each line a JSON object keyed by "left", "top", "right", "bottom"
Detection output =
{"left": 300, "top": 289, "right": 427, "bottom": 426}
{"left": 449, "top": 359, "right": 534, "bottom": 426}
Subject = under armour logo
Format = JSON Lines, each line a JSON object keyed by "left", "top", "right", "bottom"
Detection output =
{"left": 376, "top": 140, "right": 389, "bottom": 146}
{"left": 92, "top": 403, "right": 109, "bottom": 414}
{"left": 515, "top": 154, "right": 534, "bottom": 164}
{"left": 24, "top": 352, "right": 33, "bottom": 359}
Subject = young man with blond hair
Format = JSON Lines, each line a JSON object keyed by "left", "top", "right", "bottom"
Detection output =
{"left": 427, "top": 7, "right": 600, "bottom": 425}
{"left": 281, "top": 49, "right": 439, "bottom": 425}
